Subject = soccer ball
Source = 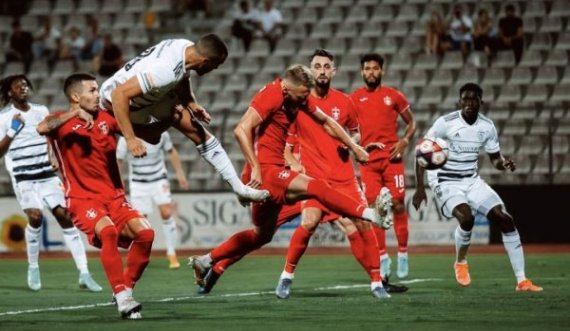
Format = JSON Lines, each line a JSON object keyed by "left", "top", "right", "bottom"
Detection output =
{"left": 415, "top": 137, "right": 449, "bottom": 170}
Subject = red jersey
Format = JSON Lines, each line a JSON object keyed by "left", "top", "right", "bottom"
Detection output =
{"left": 48, "top": 110, "right": 125, "bottom": 200}
{"left": 250, "top": 79, "right": 314, "bottom": 166}
{"left": 292, "top": 88, "right": 359, "bottom": 184}
{"left": 350, "top": 85, "right": 409, "bottom": 161}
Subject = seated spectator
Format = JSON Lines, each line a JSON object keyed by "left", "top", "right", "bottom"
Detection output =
{"left": 473, "top": 9, "right": 495, "bottom": 58}
{"left": 59, "top": 26, "right": 86, "bottom": 70}
{"left": 232, "top": 0, "right": 261, "bottom": 51}
{"left": 81, "top": 15, "right": 103, "bottom": 61}
{"left": 33, "top": 16, "right": 61, "bottom": 68}
{"left": 255, "top": 0, "right": 284, "bottom": 52}
{"left": 448, "top": 4, "right": 473, "bottom": 60}
{"left": 425, "top": 11, "right": 451, "bottom": 56}
{"left": 95, "top": 34, "right": 123, "bottom": 77}
{"left": 496, "top": 4, "right": 524, "bottom": 64}
{"left": 5, "top": 20, "right": 34, "bottom": 73}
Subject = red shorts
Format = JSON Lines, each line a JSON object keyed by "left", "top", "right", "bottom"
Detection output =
{"left": 261, "top": 165, "right": 301, "bottom": 205}
{"left": 67, "top": 196, "right": 144, "bottom": 249}
{"left": 251, "top": 201, "right": 301, "bottom": 227}
{"left": 360, "top": 158, "right": 406, "bottom": 204}
{"left": 302, "top": 178, "right": 367, "bottom": 222}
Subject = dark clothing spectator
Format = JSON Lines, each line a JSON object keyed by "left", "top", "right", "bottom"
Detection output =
{"left": 33, "top": 16, "right": 61, "bottom": 68}
{"left": 97, "top": 35, "right": 123, "bottom": 77}
{"left": 232, "top": 0, "right": 260, "bottom": 51}
{"left": 496, "top": 5, "right": 524, "bottom": 63}
{"left": 425, "top": 11, "right": 451, "bottom": 56}
{"left": 473, "top": 9, "right": 495, "bottom": 57}
{"left": 6, "top": 20, "right": 34, "bottom": 73}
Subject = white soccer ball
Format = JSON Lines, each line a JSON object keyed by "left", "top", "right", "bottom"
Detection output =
{"left": 415, "top": 137, "right": 449, "bottom": 170}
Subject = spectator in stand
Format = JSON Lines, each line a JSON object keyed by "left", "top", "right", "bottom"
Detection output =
{"left": 448, "top": 4, "right": 473, "bottom": 60}
{"left": 95, "top": 34, "right": 123, "bottom": 77}
{"left": 496, "top": 4, "right": 524, "bottom": 64}
{"left": 5, "top": 20, "right": 34, "bottom": 73}
{"left": 232, "top": 0, "right": 260, "bottom": 51}
{"left": 255, "top": 0, "right": 284, "bottom": 52}
{"left": 33, "top": 16, "right": 61, "bottom": 68}
{"left": 473, "top": 9, "right": 495, "bottom": 58}
{"left": 81, "top": 16, "right": 103, "bottom": 62}
{"left": 59, "top": 26, "right": 86, "bottom": 71}
{"left": 425, "top": 11, "right": 451, "bottom": 56}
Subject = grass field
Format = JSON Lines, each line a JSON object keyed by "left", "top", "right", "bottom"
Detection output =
{"left": 0, "top": 252, "right": 569, "bottom": 331}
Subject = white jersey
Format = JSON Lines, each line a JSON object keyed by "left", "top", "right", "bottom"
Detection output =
{"left": 99, "top": 39, "right": 193, "bottom": 112}
{"left": 425, "top": 110, "right": 500, "bottom": 183}
{"left": 0, "top": 103, "right": 57, "bottom": 183}
{"left": 116, "top": 131, "right": 173, "bottom": 183}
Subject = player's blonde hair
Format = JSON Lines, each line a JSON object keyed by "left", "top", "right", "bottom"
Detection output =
{"left": 282, "top": 64, "right": 315, "bottom": 89}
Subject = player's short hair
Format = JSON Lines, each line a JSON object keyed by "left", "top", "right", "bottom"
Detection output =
{"left": 0, "top": 74, "right": 33, "bottom": 107}
{"left": 309, "top": 48, "right": 334, "bottom": 63}
{"left": 360, "top": 53, "right": 385, "bottom": 69}
{"left": 282, "top": 64, "right": 315, "bottom": 89}
{"left": 196, "top": 33, "right": 228, "bottom": 64}
{"left": 459, "top": 83, "right": 483, "bottom": 99}
{"left": 64, "top": 73, "right": 96, "bottom": 99}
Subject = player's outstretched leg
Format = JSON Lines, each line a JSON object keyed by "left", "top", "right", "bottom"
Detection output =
{"left": 25, "top": 224, "right": 42, "bottom": 291}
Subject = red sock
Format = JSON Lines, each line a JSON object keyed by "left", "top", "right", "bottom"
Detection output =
{"left": 306, "top": 179, "right": 366, "bottom": 219}
{"left": 124, "top": 229, "right": 154, "bottom": 289}
{"left": 361, "top": 227, "right": 382, "bottom": 282}
{"left": 210, "top": 229, "right": 264, "bottom": 261}
{"left": 284, "top": 226, "right": 313, "bottom": 273}
{"left": 373, "top": 225, "right": 387, "bottom": 256}
{"left": 394, "top": 212, "right": 409, "bottom": 253}
{"left": 347, "top": 231, "right": 368, "bottom": 274}
{"left": 98, "top": 226, "right": 126, "bottom": 294}
{"left": 213, "top": 256, "right": 243, "bottom": 275}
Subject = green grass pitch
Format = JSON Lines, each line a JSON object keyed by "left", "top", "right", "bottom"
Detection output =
{"left": 0, "top": 253, "right": 568, "bottom": 331}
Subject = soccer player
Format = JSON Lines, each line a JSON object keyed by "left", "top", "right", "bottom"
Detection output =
{"left": 0, "top": 75, "right": 101, "bottom": 292}
{"left": 274, "top": 49, "right": 393, "bottom": 299}
{"left": 99, "top": 33, "right": 269, "bottom": 205}
{"left": 38, "top": 73, "right": 156, "bottom": 319}
{"left": 189, "top": 64, "right": 393, "bottom": 292}
{"left": 117, "top": 132, "right": 188, "bottom": 269}
{"left": 412, "top": 83, "right": 542, "bottom": 292}
{"left": 351, "top": 53, "right": 417, "bottom": 279}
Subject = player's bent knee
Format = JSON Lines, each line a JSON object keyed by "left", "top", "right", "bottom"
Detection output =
{"left": 24, "top": 209, "right": 43, "bottom": 227}
{"left": 135, "top": 228, "right": 155, "bottom": 242}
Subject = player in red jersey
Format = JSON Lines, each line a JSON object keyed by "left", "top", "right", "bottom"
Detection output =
{"left": 189, "top": 65, "right": 393, "bottom": 292}
{"left": 274, "top": 49, "right": 393, "bottom": 299}
{"left": 351, "top": 53, "right": 417, "bottom": 280}
{"left": 37, "top": 73, "right": 154, "bottom": 320}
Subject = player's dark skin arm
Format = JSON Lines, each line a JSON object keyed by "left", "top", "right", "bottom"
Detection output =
{"left": 412, "top": 159, "right": 427, "bottom": 210}
{"left": 489, "top": 152, "right": 516, "bottom": 171}
{"left": 390, "top": 108, "right": 416, "bottom": 161}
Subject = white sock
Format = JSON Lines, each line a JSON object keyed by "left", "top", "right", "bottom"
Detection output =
{"left": 361, "top": 208, "right": 376, "bottom": 222}
{"left": 371, "top": 281, "right": 383, "bottom": 290}
{"left": 281, "top": 271, "right": 294, "bottom": 280}
{"left": 25, "top": 225, "right": 41, "bottom": 268}
{"left": 398, "top": 252, "right": 408, "bottom": 259}
{"left": 196, "top": 136, "right": 244, "bottom": 193}
{"left": 200, "top": 253, "right": 213, "bottom": 267}
{"left": 161, "top": 217, "right": 178, "bottom": 256}
{"left": 380, "top": 253, "right": 390, "bottom": 262}
{"left": 62, "top": 227, "right": 89, "bottom": 274}
{"left": 502, "top": 230, "right": 526, "bottom": 283}
{"left": 454, "top": 226, "right": 471, "bottom": 263}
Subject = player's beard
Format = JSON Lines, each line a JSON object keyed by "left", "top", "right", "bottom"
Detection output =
{"left": 364, "top": 75, "right": 382, "bottom": 89}
{"left": 316, "top": 77, "right": 331, "bottom": 90}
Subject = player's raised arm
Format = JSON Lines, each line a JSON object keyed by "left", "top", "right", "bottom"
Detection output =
{"left": 234, "top": 107, "right": 264, "bottom": 188}
{"left": 37, "top": 109, "right": 93, "bottom": 135}
{"left": 307, "top": 107, "right": 369, "bottom": 164}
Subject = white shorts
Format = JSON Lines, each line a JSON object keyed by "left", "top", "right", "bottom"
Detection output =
{"left": 129, "top": 179, "right": 172, "bottom": 215}
{"left": 428, "top": 176, "right": 504, "bottom": 218}
{"left": 12, "top": 176, "right": 66, "bottom": 211}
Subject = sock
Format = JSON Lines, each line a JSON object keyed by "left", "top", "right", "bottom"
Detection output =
{"left": 347, "top": 231, "right": 367, "bottom": 272}
{"left": 25, "top": 225, "right": 41, "bottom": 268}
{"left": 502, "top": 230, "right": 526, "bottom": 283}
{"left": 210, "top": 229, "right": 264, "bottom": 262}
{"left": 394, "top": 212, "right": 409, "bottom": 253}
{"left": 212, "top": 256, "right": 243, "bottom": 275}
{"left": 373, "top": 225, "right": 387, "bottom": 257}
{"left": 99, "top": 226, "right": 126, "bottom": 294}
{"left": 281, "top": 270, "right": 295, "bottom": 280}
{"left": 197, "top": 136, "right": 244, "bottom": 193}
{"left": 455, "top": 226, "right": 472, "bottom": 263}
{"left": 371, "top": 281, "right": 383, "bottom": 290}
{"left": 361, "top": 227, "right": 382, "bottom": 282}
{"left": 306, "top": 179, "right": 367, "bottom": 220}
{"left": 161, "top": 217, "right": 178, "bottom": 256}
{"left": 284, "top": 226, "right": 313, "bottom": 273}
{"left": 124, "top": 229, "right": 154, "bottom": 289}
{"left": 62, "top": 227, "right": 89, "bottom": 274}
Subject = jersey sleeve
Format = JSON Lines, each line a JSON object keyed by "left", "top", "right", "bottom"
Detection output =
{"left": 345, "top": 98, "right": 360, "bottom": 131}
{"left": 484, "top": 123, "right": 501, "bottom": 154}
{"left": 162, "top": 132, "right": 174, "bottom": 152}
{"left": 393, "top": 89, "right": 410, "bottom": 113}
{"left": 136, "top": 65, "right": 175, "bottom": 94}
{"left": 249, "top": 83, "right": 282, "bottom": 120}
{"left": 425, "top": 117, "right": 447, "bottom": 139}
{"left": 116, "top": 137, "right": 128, "bottom": 160}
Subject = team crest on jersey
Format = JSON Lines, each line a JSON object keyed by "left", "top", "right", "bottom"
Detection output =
{"left": 331, "top": 107, "right": 340, "bottom": 121}
{"left": 477, "top": 130, "right": 487, "bottom": 141}
{"left": 384, "top": 96, "right": 393, "bottom": 106}
{"left": 86, "top": 208, "right": 97, "bottom": 220}
{"left": 98, "top": 121, "right": 109, "bottom": 135}
{"left": 278, "top": 169, "right": 291, "bottom": 179}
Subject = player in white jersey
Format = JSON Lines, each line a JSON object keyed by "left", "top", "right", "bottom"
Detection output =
{"left": 99, "top": 33, "right": 269, "bottom": 205}
{"left": 0, "top": 75, "right": 102, "bottom": 292}
{"left": 117, "top": 132, "right": 188, "bottom": 269}
{"left": 412, "top": 83, "right": 542, "bottom": 292}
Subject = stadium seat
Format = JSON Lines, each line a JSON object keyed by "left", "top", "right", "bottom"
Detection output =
{"left": 150, "top": 0, "right": 172, "bottom": 12}
{"left": 496, "top": 85, "right": 522, "bottom": 104}
{"left": 196, "top": 73, "right": 224, "bottom": 93}
{"left": 113, "top": 13, "right": 138, "bottom": 31}
{"left": 335, "top": 22, "right": 359, "bottom": 39}
{"left": 325, "top": 38, "right": 348, "bottom": 55}
{"left": 507, "top": 67, "right": 532, "bottom": 86}
{"left": 385, "top": 21, "right": 409, "bottom": 38}
{"left": 28, "top": 0, "right": 53, "bottom": 15}
{"left": 261, "top": 57, "right": 287, "bottom": 75}
{"left": 533, "top": 66, "right": 558, "bottom": 85}
{"left": 304, "top": 0, "right": 329, "bottom": 9}
{"left": 544, "top": 49, "right": 569, "bottom": 67}
{"left": 417, "top": 86, "right": 443, "bottom": 106}
{"left": 337, "top": 53, "right": 361, "bottom": 73}
{"left": 492, "top": 51, "right": 516, "bottom": 68}
{"left": 403, "top": 70, "right": 428, "bottom": 88}
{"left": 373, "top": 37, "right": 398, "bottom": 55}
{"left": 440, "top": 51, "right": 464, "bottom": 70}
{"left": 210, "top": 91, "right": 235, "bottom": 111}
{"left": 414, "top": 53, "right": 439, "bottom": 70}
{"left": 540, "top": 17, "right": 563, "bottom": 33}
{"left": 345, "top": 6, "right": 369, "bottom": 24}
{"left": 554, "top": 32, "right": 570, "bottom": 50}
{"left": 284, "top": 25, "right": 307, "bottom": 42}
{"left": 517, "top": 50, "right": 542, "bottom": 68}
{"left": 370, "top": 5, "right": 395, "bottom": 23}
{"left": 101, "top": 0, "right": 124, "bottom": 14}
{"left": 295, "top": 8, "right": 319, "bottom": 25}
{"left": 552, "top": 135, "right": 570, "bottom": 155}
{"left": 320, "top": 7, "right": 344, "bottom": 24}
{"left": 124, "top": 0, "right": 148, "bottom": 13}
{"left": 529, "top": 33, "right": 553, "bottom": 51}
{"left": 549, "top": 83, "right": 570, "bottom": 103}
{"left": 247, "top": 40, "right": 271, "bottom": 58}
{"left": 429, "top": 69, "right": 453, "bottom": 87}
{"left": 396, "top": 4, "right": 420, "bottom": 22}
{"left": 387, "top": 53, "right": 413, "bottom": 71}
{"left": 310, "top": 22, "right": 335, "bottom": 40}
{"left": 273, "top": 39, "right": 297, "bottom": 57}
{"left": 455, "top": 66, "right": 479, "bottom": 87}
{"left": 224, "top": 74, "right": 248, "bottom": 93}
{"left": 549, "top": 0, "right": 570, "bottom": 17}
{"left": 332, "top": 71, "right": 352, "bottom": 92}
{"left": 236, "top": 57, "right": 260, "bottom": 75}
{"left": 297, "top": 38, "right": 324, "bottom": 57}
{"left": 523, "top": 1, "right": 546, "bottom": 18}
{"left": 347, "top": 38, "right": 372, "bottom": 55}
{"left": 481, "top": 68, "right": 507, "bottom": 86}
{"left": 381, "top": 71, "right": 403, "bottom": 89}
{"left": 500, "top": 135, "right": 517, "bottom": 155}
{"left": 281, "top": 0, "right": 305, "bottom": 10}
